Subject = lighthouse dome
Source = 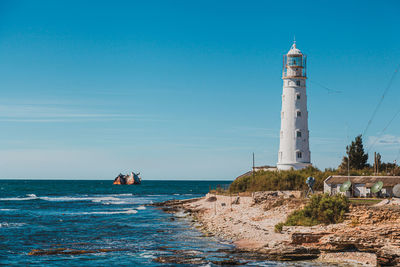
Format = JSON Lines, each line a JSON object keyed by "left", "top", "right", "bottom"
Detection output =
{"left": 287, "top": 42, "right": 302, "bottom": 55}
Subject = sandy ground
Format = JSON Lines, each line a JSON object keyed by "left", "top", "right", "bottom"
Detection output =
{"left": 183, "top": 193, "right": 293, "bottom": 249}
{"left": 179, "top": 193, "right": 377, "bottom": 266}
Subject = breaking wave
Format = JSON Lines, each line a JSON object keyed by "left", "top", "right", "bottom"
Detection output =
{"left": 107, "top": 193, "right": 133, "bottom": 197}
{"left": 0, "top": 195, "right": 122, "bottom": 203}
{"left": 72, "top": 209, "right": 138, "bottom": 215}
{"left": 0, "top": 194, "right": 38, "bottom": 201}
{"left": 0, "top": 222, "right": 26, "bottom": 228}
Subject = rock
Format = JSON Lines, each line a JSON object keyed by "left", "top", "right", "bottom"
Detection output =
{"left": 291, "top": 232, "right": 329, "bottom": 245}
{"left": 162, "top": 207, "right": 180, "bottom": 213}
{"left": 376, "top": 245, "right": 400, "bottom": 266}
{"left": 113, "top": 172, "right": 141, "bottom": 185}
{"left": 258, "top": 245, "right": 320, "bottom": 260}
{"left": 153, "top": 256, "right": 206, "bottom": 265}
{"left": 253, "top": 191, "right": 278, "bottom": 204}
{"left": 206, "top": 196, "right": 217, "bottom": 202}
{"left": 155, "top": 193, "right": 400, "bottom": 266}
{"left": 211, "top": 259, "right": 243, "bottom": 265}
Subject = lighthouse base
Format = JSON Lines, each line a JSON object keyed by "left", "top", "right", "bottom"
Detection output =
{"left": 277, "top": 162, "right": 311, "bottom": 171}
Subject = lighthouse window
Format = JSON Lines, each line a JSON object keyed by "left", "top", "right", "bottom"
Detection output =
{"left": 297, "top": 151, "right": 302, "bottom": 158}
{"left": 296, "top": 94, "right": 301, "bottom": 100}
{"left": 297, "top": 111, "right": 301, "bottom": 117}
{"left": 296, "top": 81, "right": 301, "bottom": 86}
{"left": 296, "top": 131, "right": 302, "bottom": 138}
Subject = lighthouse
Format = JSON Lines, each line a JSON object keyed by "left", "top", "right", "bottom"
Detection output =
{"left": 277, "top": 41, "right": 311, "bottom": 170}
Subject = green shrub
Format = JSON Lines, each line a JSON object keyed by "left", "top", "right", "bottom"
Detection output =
{"left": 229, "top": 166, "right": 336, "bottom": 193}
{"left": 275, "top": 194, "right": 349, "bottom": 232}
{"left": 274, "top": 222, "right": 284, "bottom": 233}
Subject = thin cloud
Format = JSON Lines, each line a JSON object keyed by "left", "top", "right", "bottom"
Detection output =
{"left": 224, "top": 126, "right": 278, "bottom": 138}
{"left": 368, "top": 135, "right": 400, "bottom": 146}
{"left": 0, "top": 104, "right": 165, "bottom": 122}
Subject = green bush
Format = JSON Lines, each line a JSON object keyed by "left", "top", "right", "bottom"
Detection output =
{"left": 229, "top": 166, "right": 336, "bottom": 193}
{"left": 274, "top": 222, "right": 284, "bottom": 233}
{"left": 275, "top": 194, "right": 349, "bottom": 232}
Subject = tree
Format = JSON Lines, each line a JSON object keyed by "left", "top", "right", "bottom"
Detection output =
{"left": 339, "top": 135, "right": 369, "bottom": 170}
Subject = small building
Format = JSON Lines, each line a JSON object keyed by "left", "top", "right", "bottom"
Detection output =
{"left": 324, "top": 176, "right": 400, "bottom": 197}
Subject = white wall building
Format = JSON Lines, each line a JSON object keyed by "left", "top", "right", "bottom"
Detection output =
{"left": 277, "top": 42, "right": 311, "bottom": 170}
{"left": 324, "top": 176, "right": 400, "bottom": 197}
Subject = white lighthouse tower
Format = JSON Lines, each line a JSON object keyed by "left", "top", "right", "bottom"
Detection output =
{"left": 277, "top": 41, "right": 311, "bottom": 170}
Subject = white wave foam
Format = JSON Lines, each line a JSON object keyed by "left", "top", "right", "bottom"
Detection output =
{"left": 105, "top": 201, "right": 127, "bottom": 205}
{"left": 0, "top": 195, "right": 38, "bottom": 201}
{"left": 0, "top": 209, "right": 16, "bottom": 211}
{"left": 0, "top": 222, "right": 26, "bottom": 228}
{"left": 40, "top": 196, "right": 120, "bottom": 202}
{"left": 174, "top": 211, "right": 188, "bottom": 218}
{"left": 1, "top": 194, "right": 155, "bottom": 205}
{"left": 101, "top": 197, "right": 152, "bottom": 205}
{"left": 108, "top": 193, "right": 133, "bottom": 196}
{"left": 139, "top": 251, "right": 156, "bottom": 259}
{"left": 137, "top": 206, "right": 146, "bottom": 210}
{"left": 0, "top": 194, "right": 120, "bottom": 202}
{"left": 72, "top": 209, "right": 138, "bottom": 215}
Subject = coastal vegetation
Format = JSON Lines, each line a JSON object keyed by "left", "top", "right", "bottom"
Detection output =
{"left": 229, "top": 135, "right": 400, "bottom": 193}
{"left": 229, "top": 166, "right": 334, "bottom": 192}
{"left": 349, "top": 198, "right": 382, "bottom": 205}
{"left": 275, "top": 194, "right": 349, "bottom": 232}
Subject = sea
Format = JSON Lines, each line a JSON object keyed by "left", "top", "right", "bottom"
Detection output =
{"left": 0, "top": 180, "right": 332, "bottom": 266}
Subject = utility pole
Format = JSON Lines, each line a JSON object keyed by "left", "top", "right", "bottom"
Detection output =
{"left": 252, "top": 152, "right": 255, "bottom": 179}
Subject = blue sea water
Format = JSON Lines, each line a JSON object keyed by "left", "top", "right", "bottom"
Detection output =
{"left": 0, "top": 180, "right": 331, "bottom": 266}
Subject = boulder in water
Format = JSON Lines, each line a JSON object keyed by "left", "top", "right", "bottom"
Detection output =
{"left": 113, "top": 172, "right": 141, "bottom": 185}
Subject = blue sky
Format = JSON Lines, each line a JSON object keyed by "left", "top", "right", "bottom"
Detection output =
{"left": 0, "top": 0, "right": 399, "bottom": 179}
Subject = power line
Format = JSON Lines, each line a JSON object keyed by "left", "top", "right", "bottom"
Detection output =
{"left": 362, "top": 64, "right": 400, "bottom": 137}
{"left": 367, "top": 107, "right": 400, "bottom": 153}
{"left": 309, "top": 80, "right": 342, "bottom": 94}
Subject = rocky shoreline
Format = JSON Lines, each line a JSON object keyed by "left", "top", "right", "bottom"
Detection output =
{"left": 155, "top": 192, "right": 400, "bottom": 266}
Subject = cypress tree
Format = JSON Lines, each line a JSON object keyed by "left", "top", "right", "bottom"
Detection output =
{"left": 339, "top": 135, "right": 369, "bottom": 170}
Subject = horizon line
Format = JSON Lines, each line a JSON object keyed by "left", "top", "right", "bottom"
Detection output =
{"left": 0, "top": 178, "right": 234, "bottom": 181}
